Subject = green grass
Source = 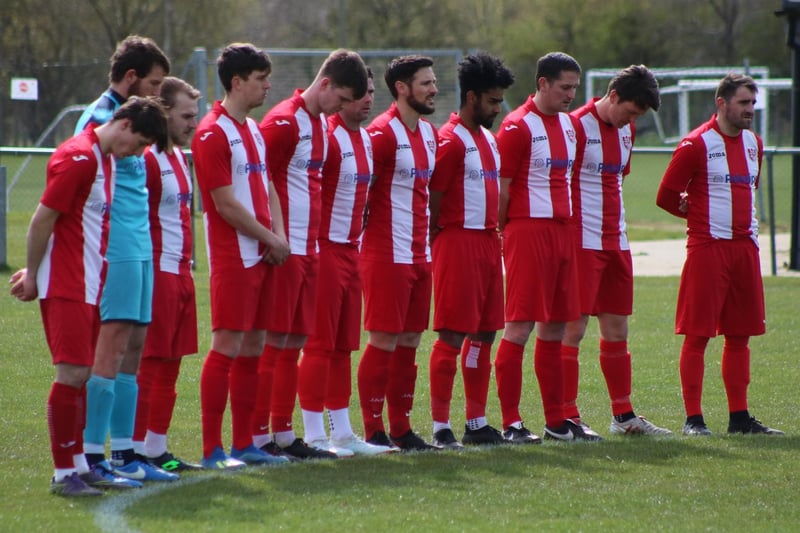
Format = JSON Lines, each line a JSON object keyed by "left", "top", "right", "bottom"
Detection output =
{"left": 2, "top": 151, "right": 794, "bottom": 253}
{"left": 623, "top": 152, "right": 794, "bottom": 241}
{"left": 2, "top": 265, "right": 800, "bottom": 530}
{"left": 2, "top": 153, "right": 799, "bottom": 531}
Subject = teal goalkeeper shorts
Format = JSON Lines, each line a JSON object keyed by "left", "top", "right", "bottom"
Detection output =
{"left": 99, "top": 259, "right": 154, "bottom": 324}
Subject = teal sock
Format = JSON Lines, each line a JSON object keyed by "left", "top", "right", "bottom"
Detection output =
{"left": 84, "top": 374, "right": 115, "bottom": 448}
{"left": 110, "top": 373, "right": 138, "bottom": 448}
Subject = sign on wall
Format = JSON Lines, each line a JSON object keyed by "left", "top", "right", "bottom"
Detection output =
{"left": 11, "top": 78, "right": 38, "bottom": 101}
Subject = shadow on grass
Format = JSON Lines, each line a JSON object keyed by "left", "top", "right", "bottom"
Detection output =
{"left": 127, "top": 436, "right": 794, "bottom": 501}
{"left": 113, "top": 435, "right": 800, "bottom": 530}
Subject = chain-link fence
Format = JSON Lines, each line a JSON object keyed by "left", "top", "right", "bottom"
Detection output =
{"left": 182, "top": 47, "right": 464, "bottom": 132}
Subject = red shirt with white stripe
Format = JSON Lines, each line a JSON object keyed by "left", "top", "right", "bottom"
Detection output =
{"left": 260, "top": 89, "right": 326, "bottom": 256}
{"left": 362, "top": 103, "right": 437, "bottom": 264}
{"left": 319, "top": 112, "right": 372, "bottom": 247}
{"left": 37, "top": 128, "right": 113, "bottom": 305}
{"left": 431, "top": 113, "right": 500, "bottom": 230}
{"left": 570, "top": 98, "right": 635, "bottom": 251}
{"left": 191, "top": 101, "right": 272, "bottom": 271}
{"left": 661, "top": 114, "right": 762, "bottom": 247}
{"left": 145, "top": 145, "right": 193, "bottom": 275}
{"left": 497, "top": 97, "right": 581, "bottom": 222}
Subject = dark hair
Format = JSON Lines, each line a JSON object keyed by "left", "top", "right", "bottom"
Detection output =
{"left": 535, "top": 52, "right": 581, "bottom": 83}
{"left": 607, "top": 64, "right": 661, "bottom": 112}
{"left": 217, "top": 43, "right": 272, "bottom": 92}
{"left": 320, "top": 49, "right": 369, "bottom": 99}
{"left": 715, "top": 73, "right": 758, "bottom": 102}
{"left": 457, "top": 52, "right": 515, "bottom": 107}
{"left": 109, "top": 35, "right": 170, "bottom": 84}
{"left": 113, "top": 96, "right": 168, "bottom": 151}
{"left": 159, "top": 76, "right": 201, "bottom": 108}
{"left": 384, "top": 55, "right": 434, "bottom": 99}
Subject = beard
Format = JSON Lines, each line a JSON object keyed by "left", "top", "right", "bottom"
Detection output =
{"left": 473, "top": 102, "right": 496, "bottom": 129}
{"left": 731, "top": 114, "right": 753, "bottom": 130}
{"left": 406, "top": 94, "right": 434, "bottom": 115}
{"left": 128, "top": 78, "right": 143, "bottom": 97}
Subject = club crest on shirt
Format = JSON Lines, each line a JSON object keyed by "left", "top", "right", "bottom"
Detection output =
{"left": 747, "top": 147, "right": 758, "bottom": 161}
{"left": 565, "top": 128, "right": 576, "bottom": 143}
{"left": 426, "top": 140, "right": 436, "bottom": 153}
{"left": 622, "top": 135, "right": 632, "bottom": 150}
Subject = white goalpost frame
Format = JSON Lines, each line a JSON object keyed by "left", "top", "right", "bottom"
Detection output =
{"left": 585, "top": 66, "right": 788, "bottom": 146}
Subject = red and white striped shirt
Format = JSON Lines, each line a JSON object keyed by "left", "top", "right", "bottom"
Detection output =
{"left": 431, "top": 113, "right": 500, "bottom": 230}
{"left": 260, "top": 90, "right": 326, "bottom": 256}
{"left": 145, "top": 145, "right": 193, "bottom": 275}
{"left": 497, "top": 97, "right": 581, "bottom": 222}
{"left": 319, "top": 113, "right": 372, "bottom": 247}
{"left": 192, "top": 101, "right": 272, "bottom": 271}
{"left": 362, "top": 104, "right": 437, "bottom": 264}
{"left": 37, "top": 128, "right": 114, "bottom": 305}
{"left": 661, "top": 114, "right": 762, "bottom": 247}
{"left": 571, "top": 98, "right": 635, "bottom": 251}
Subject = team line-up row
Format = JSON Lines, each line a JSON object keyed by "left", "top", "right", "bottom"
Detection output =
{"left": 9, "top": 35, "right": 783, "bottom": 498}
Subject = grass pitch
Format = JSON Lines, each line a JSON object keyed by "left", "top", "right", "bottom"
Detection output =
{"left": 2, "top": 265, "right": 799, "bottom": 531}
{"left": 1, "top": 152, "right": 799, "bottom": 531}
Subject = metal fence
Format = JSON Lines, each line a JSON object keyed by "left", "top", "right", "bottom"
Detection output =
{"left": 181, "top": 47, "right": 464, "bottom": 134}
{"left": 3, "top": 146, "right": 798, "bottom": 275}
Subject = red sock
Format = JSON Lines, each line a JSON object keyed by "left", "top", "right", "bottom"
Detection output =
{"left": 599, "top": 339, "right": 633, "bottom": 416}
{"left": 494, "top": 338, "right": 524, "bottom": 428}
{"left": 200, "top": 350, "right": 233, "bottom": 458}
{"left": 357, "top": 343, "right": 391, "bottom": 438}
{"left": 76, "top": 384, "right": 86, "bottom": 454}
{"left": 230, "top": 355, "right": 259, "bottom": 450}
{"left": 721, "top": 336, "right": 750, "bottom": 413}
{"left": 147, "top": 358, "right": 181, "bottom": 434}
{"left": 534, "top": 338, "right": 564, "bottom": 428}
{"left": 326, "top": 351, "right": 351, "bottom": 411}
{"left": 560, "top": 344, "right": 580, "bottom": 420}
{"left": 680, "top": 335, "right": 709, "bottom": 417}
{"left": 252, "top": 345, "right": 279, "bottom": 436}
{"left": 48, "top": 382, "right": 80, "bottom": 469}
{"left": 270, "top": 348, "right": 300, "bottom": 434}
{"left": 462, "top": 340, "right": 492, "bottom": 420}
{"left": 429, "top": 339, "right": 459, "bottom": 424}
{"left": 134, "top": 357, "right": 157, "bottom": 443}
{"left": 298, "top": 349, "right": 329, "bottom": 412}
{"left": 387, "top": 345, "right": 417, "bottom": 437}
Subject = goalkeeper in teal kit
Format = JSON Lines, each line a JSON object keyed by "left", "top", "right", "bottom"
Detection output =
{"left": 75, "top": 35, "right": 179, "bottom": 487}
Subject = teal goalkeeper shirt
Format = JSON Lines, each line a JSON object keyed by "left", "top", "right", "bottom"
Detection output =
{"left": 74, "top": 89, "right": 152, "bottom": 262}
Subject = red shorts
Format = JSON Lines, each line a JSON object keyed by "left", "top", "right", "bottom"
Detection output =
{"left": 143, "top": 270, "right": 198, "bottom": 359}
{"left": 40, "top": 298, "right": 100, "bottom": 366}
{"left": 264, "top": 254, "right": 319, "bottom": 335}
{"left": 503, "top": 218, "right": 580, "bottom": 323}
{"left": 575, "top": 248, "right": 633, "bottom": 316}
{"left": 209, "top": 262, "right": 269, "bottom": 332}
{"left": 676, "top": 238, "right": 765, "bottom": 337}
{"left": 432, "top": 227, "right": 504, "bottom": 333}
{"left": 360, "top": 258, "right": 431, "bottom": 334}
{"left": 305, "top": 242, "right": 362, "bottom": 352}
